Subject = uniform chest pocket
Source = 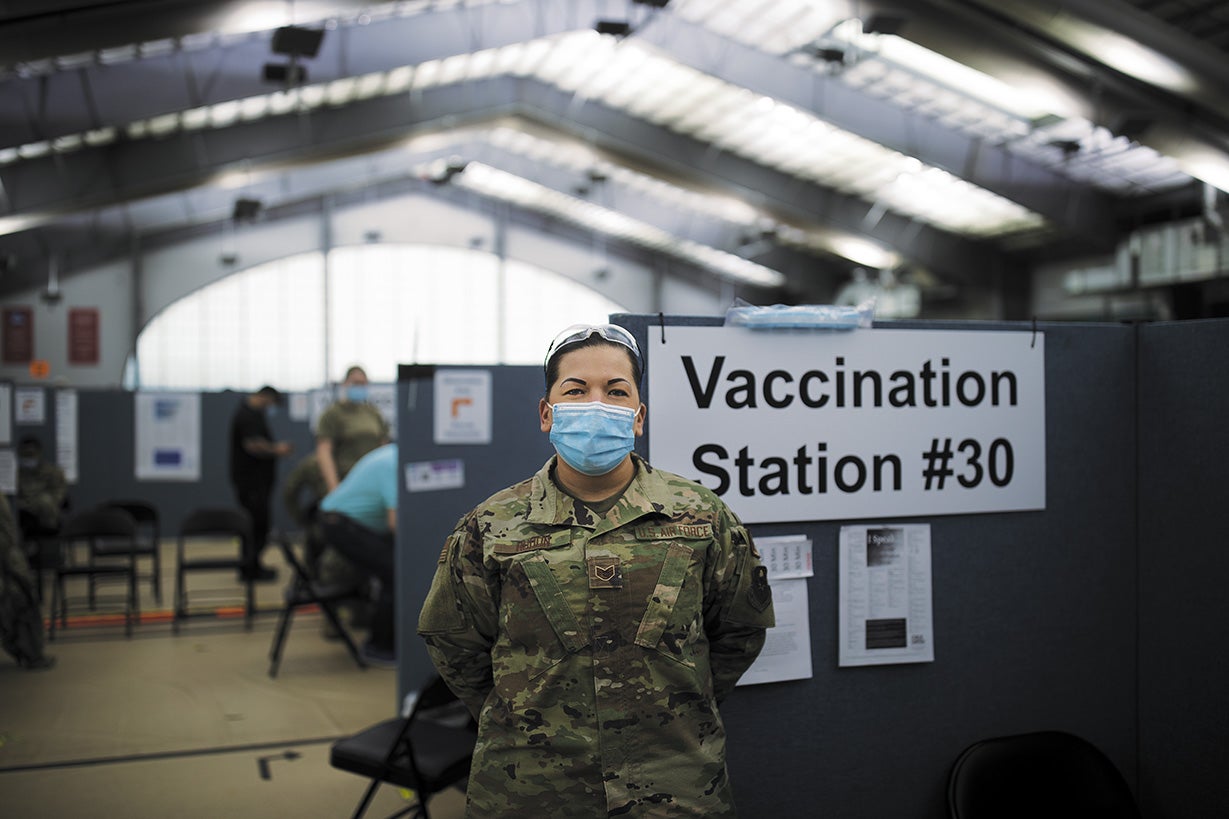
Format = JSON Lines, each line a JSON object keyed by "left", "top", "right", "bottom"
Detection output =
{"left": 634, "top": 542, "right": 701, "bottom": 666}
{"left": 517, "top": 554, "right": 588, "bottom": 653}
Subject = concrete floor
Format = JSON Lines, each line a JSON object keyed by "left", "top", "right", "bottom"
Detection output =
{"left": 0, "top": 541, "right": 466, "bottom": 819}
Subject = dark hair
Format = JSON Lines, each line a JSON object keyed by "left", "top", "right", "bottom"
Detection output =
{"left": 257, "top": 385, "right": 283, "bottom": 404}
{"left": 344, "top": 365, "right": 367, "bottom": 381}
{"left": 544, "top": 336, "right": 643, "bottom": 394}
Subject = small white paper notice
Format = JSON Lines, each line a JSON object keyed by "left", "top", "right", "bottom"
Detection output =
{"left": 406, "top": 459, "right": 465, "bottom": 493}
{"left": 838, "top": 523, "right": 934, "bottom": 667}
{"left": 738, "top": 535, "right": 814, "bottom": 686}
{"left": 434, "top": 369, "right": 492, "bottom": 444}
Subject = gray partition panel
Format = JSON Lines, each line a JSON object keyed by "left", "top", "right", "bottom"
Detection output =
{"left": 616, "top": 314, "right": 1139, "bottom": 819}
{"left": 64, "top": 390, "right": 316, "bottom": 535}
{"left": 1138, "top": 319, "right": 1229, "bottom": 819}
{"left": 394, "top": 365, "right": 555, "bottom": 705}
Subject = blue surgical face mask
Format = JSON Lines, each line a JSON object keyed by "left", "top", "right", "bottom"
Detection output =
{"left": 345, "top": 385, "right": 368, "bottom": 403}
{"left": 549, "top": 402, "right": 638, "bottom": 476}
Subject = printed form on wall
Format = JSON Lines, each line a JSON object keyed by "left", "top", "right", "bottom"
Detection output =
{"left": 738, "top": 534, "right": 814, "bottom": 686}
{"left": 838, "top": 523, "right": 934, "bottom": 667}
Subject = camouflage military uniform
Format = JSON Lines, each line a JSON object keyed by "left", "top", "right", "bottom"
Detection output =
{"left": 419, "top": 455, "right": 775, "bottom": 818}
{"left": 1, "top": 495, "right": 51, "bottom": 668}
{"left": 315, "top": 400, "right": 389, "bottom": 481}
{"left": 17, "top": 461, "right": 67, "bottom": 533}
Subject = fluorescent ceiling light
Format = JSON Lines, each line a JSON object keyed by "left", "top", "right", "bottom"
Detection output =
{"left": 453, "top": 162, "right": 786, "bottom": 288}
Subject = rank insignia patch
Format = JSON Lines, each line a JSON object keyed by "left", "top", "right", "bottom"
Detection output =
{"left": 747, "top": 565, "right": 772, "bottom": 612}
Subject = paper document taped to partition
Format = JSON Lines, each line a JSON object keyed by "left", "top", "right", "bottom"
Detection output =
{"left": 839, "top": 523, "right": 934, "bottom": 666}
{"left": 739, "top": 535, "right": 813, "bottom": 686}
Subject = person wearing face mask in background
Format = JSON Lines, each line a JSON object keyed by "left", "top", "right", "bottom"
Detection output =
{"left": 15, "top": 436, "right": 68, "bottom": 544}
{"left": 418, "top": 323, "right": 775, "bottom": 818}
{"left": 315, "top": 365, "right": 390, "bottom": 494}
{"left": 229, "top": 386, "right": 293, "bottom": 582}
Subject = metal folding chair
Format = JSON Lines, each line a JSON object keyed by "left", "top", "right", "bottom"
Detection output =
{"left": 267, "top": 532, "right": 368, "bottom": 677}
{"left": 330, "top": 675, "right": 477, "bottom": 819}
{"left": 173, "top": 506, "right": 255, "bottom": 633}
{"left": 48, "top": 506, "right": 139, "bottom": 640}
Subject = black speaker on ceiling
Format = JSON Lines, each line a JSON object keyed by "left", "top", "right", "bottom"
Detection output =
{"left": 271, "top": 25, "right": 325, "bottom": 58}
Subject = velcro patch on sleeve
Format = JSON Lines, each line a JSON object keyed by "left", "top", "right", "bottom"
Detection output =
{"left": 633, "top": 522, "right": 713, "bottom": 540}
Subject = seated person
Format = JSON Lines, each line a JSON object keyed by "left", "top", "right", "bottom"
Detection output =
{"left": 317, "top": 443, "right": 398, "bottom": 666}
{"left": 283, "top": 453, "right": 369, "bottom": 636}
{"left": 16, "top": 436, "right": 68, "bottom": 541}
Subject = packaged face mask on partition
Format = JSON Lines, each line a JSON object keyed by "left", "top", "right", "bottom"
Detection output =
{"left": 723, "top": 297, "right": 875, "bottom": 330}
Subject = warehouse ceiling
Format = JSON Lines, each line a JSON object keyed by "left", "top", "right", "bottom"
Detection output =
{"left": 1, "top": 0, "right": 1228, "bottom": 313}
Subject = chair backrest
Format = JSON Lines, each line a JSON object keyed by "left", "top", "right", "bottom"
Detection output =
{"left": 179, "top": 507, "right": 252, "bottom": 545}
{"left": 948, "top": 730, "right": 1141, "bottom": 819}
{"left": 104, "top": 500, "right": 158, "bottom": 526}
{"left": 61, "top": 506, "right": 137, "bottom": 540}
{"left": 104, "top": 500, "right": 159, "bottom": 540}
{"left": 331, "top": 674, "right": 476, "bottom": 800}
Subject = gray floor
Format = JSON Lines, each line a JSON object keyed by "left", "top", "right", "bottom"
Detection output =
{"left": 0, "top": 542, "right": 466, "bottom": 819}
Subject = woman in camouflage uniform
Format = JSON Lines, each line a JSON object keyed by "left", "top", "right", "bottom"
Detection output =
{"left": 419, "top": 324, "right": 774, "bottom": 818}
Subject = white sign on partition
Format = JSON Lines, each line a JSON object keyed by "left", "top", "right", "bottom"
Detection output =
{"left": 0, "top": 382, "right": 12, "bottom": 445}
{"left": 648, "top": 326, "right": 1045, "bottom": 524}
{"left": 15, "top": 387, "right": 44, "bottom": 424}
{"left": 434, "top": 369, "right": 492, "bottom": 445}
{"left": 55, "top": 389, "right": 78, "bottom": 483}
{"left": 134, "top": 392, "right": 201, "bottom": 481}
{"left": 838, "top": 523, "right": 934, "bottom": 667}
{"left": 738, "top": 535, "right": 814, "bottom": 686}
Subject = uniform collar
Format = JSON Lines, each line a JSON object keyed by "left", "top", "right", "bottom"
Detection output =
{"left": 526, "top": 454, "right": 685, "bottom": 530}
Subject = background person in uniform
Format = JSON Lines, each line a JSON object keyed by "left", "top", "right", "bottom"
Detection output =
{"left": 228, "top": 385, "right": 292, "bottom": 582}
{"left": 315, "top": 365, "right": 390, "bottom": 494}
{"left": 418, "top": 323, "right": 775, "bottom": 818}
{"left": 15, "top": 435, "right": 67, "bottom": 542}
{"left": 317, "top": 442, "right": 398, "bottom": 666}
{"left": 1, "top": 495, "right": 55, "bottom": 670}
{"left": 283, "top": 452, "right": 368, "bottom": 635}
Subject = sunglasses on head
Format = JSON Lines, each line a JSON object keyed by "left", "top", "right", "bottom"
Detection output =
{"left": 544, "top": 324, "right": 642, "bottom": 370}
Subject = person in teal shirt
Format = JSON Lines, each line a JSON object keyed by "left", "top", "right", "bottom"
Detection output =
{"left": 318, "top": 443, "right": 398, "bottom": 664}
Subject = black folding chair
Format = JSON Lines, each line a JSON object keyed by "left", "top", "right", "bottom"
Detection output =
{"left": 48, "top": 506, "right": 139, "bottom": 640}
{"left": 330, "top": 675, "right": 477, "bottom": 819}
{"left": 948, "top": 730, "right": 1141, "bottom": 819}
{"left": 173, "top": 506, "right": 255, "bottom": 633}
{"left": 267, "top": 532, "right": 368, "bottom": 677}
{"left": 100, "top": 500, "right": 162, "bottom": 604}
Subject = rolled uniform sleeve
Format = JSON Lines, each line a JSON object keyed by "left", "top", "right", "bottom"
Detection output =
{"left": 704, "top": 507, "right": 776, "bottom": 702}
{"left": 417, "top": 515, "right": 500, "bottom": 719}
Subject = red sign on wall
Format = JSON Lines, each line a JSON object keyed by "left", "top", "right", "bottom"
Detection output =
{"left": 2, "top": 306, "right": 33, "bottom": 363}
{"left": 69, "top": 307, "right": 100, "bottom": 365}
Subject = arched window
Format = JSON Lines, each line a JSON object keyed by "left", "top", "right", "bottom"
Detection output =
{"left": 135, "top": 244, "right": 627, "bottom": 391}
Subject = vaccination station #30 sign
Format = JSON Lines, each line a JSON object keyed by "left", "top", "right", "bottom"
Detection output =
{"left": 647, "top": 326, "right": 1046, "bottom": 524}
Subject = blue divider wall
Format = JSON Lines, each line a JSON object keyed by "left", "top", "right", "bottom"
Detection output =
{"left": 1137, "top": 319, "right": 1229, "bottom": 818}
{"left": 8, "top": 389, "right": 317, "bottom": 536}
{"left": 394, "top": 365, "right": 555, "bottom": 705}
{"left": 389, "top": 315, "right": 1212, "bottom": 818}
{"left": 619, "top": 314, "right": 1139, "bottom": 818}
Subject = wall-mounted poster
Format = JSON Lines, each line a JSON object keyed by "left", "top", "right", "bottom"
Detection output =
{"left": 134, "top": 392, "right": 201, "bottom": 481}
{"left": 838, "top": 523, "right": 934, "bottom": 667}
{"left": 68, "top": 308, "right": 100, "bottom": 365}
{"left": 2, "top": 306, "right": 32, "bottom": 364}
